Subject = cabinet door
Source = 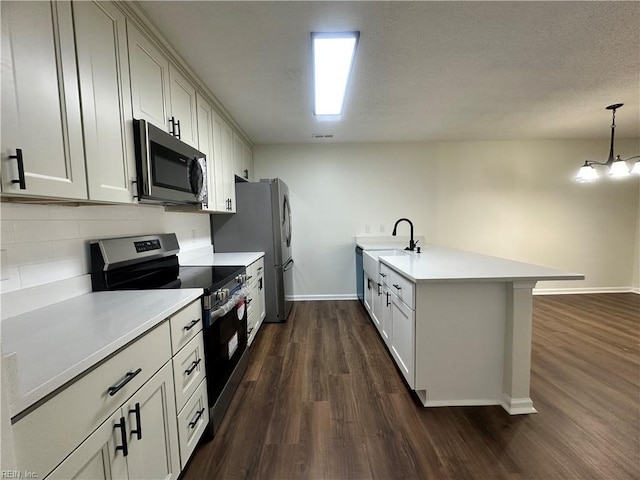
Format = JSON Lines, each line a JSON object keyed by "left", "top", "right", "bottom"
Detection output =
{"left": 222, "top": 121, "right": 236, "bottom": 212}
{"left": 243, "top": 143, "right": 253, "bottom": 181}
{"left": 46, "top": 410, "right": 128, "bottom": 480}
{"left": 371, "top": 281, "right": 383, "bottom": 332}
{"left": 124, "top": 362, "right": 180, "bottom": 480}
{"left": 1, "top": 0, "right": 86, "bottom": 199}
{"left": 233, "top": 133, "right": 251, "bottom": 181}
{"left": 257, "top": 275, "right": 266, "bottom": 322}
{"left": 169, "top": 65, "right": 198, "bottom": 148}
{"left": 381, "top": 286, "right": 392, "bottom": 347}
{"left": 74, "top": 0, "right": 135, "bottom": 203}
{"left": 195, "top": 93, "right": 216, "bottom": 211}
{"left": 363, "top": 275, "right": 373, "bottom": 316}
{"left": 212, "top": 113, "right": 235, "bottom": 212}
{"left": 127, "top": 20, "right": 170, "bottom": 131}
{"left": 390, "top": 294, "right": 415, "bottom": 388}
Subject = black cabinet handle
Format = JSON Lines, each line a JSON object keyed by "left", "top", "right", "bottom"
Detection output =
{"left": 243, "top": 168, "right": 249, "bottom": 179}
{"left": 386, "top": 292, "right": 390, "bottom": 307}
{"left": 129, "top": 402, "right": 142, "bottom": 440}
{"left": 189, "top": 408, "right": 205, "bottom": 429}
{"left": 248, "top": 327, "right": 254, "bottom": 335}
{"left": 258, "top": 278, "right": 263, "bottom": 290}
{"left": 114, "top": 416, "right": 128, "bottom": 457}
{"left": 229, "top": 199, "right": 233, "bottom": 210}
{"left": 377, "top": 283, "right": 382, "bottom": 295}
{"left": 108, "top": 368, "right": 142, "bottom": 396}
{"left": 9, "top": 149, "right": 26, "bottom": 189}
{"left": 247, "top": 298, "right": 253, "bottom": 305}
{"left": 393, "top": 284, "right": 402, "bottom": 290}
{"left": 183, "top": 319, "right": 199, "bottom": 331}
{"left": 185, "top": 358, "right": 201, "bottom": 376}
{"left": 169, "top": 116, "right": 175, "bottom": 136}
{"left": 380, "top": 273, "right": 387, "bottom": 278}
{"left": 175, "top": 119, "right": 181, "bottom": 139}
{"left": 367, "top": 278, "right": 371, "bottom": 290}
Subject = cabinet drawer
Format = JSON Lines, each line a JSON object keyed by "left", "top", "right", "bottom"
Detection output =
{"left": 177, "top": 378, "right": 209, "bottom": 469}
{"left": 389, "top": 268, "right": 415, "bottom": 309}
{"left": 246, "top": 257, "right": 264, "bottom": 285}
{"left": 169, "top": 299, "right": 202, "bottom": 354}
{"left": 13, "top": 321, "right": 171, "bottom": 479}
{"left": 173, "top": 332, "right": 206, "bottom": 411}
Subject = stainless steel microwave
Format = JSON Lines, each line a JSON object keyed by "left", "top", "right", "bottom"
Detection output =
{"left": 133, "top": 118, "right": 207, "bottom": 205}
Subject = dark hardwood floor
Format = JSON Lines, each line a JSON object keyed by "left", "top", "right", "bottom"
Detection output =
{"left": 182, "top": 294, "right": 639, "bottom": 480}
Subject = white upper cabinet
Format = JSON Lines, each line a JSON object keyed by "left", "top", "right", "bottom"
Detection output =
{"left": 233, "top": 133, "right": 253, "bottom": 181}
{"left": 128, "top": 22, "right": 198, "bottom": 149}
{"left": 74, "top": 1, "right": 136, "bottom": 203}
{"left": 212, "top": 113, "right": 236, "bottom": 212}
{"left": 127, "top": 20, "right": 171, "bottom": 131}
{"left": 1, "top": 0, "right": 87, "bottom": 199}
{"left": 169, "top": 65, "right": 198, "bottom": 148}
{"left": 196, "top": 93, "right": 216, "bottom": 211}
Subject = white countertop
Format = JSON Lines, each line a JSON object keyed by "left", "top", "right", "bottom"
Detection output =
{"left": 180, "top": 251, "right": 265, "bottom": 267}
{"left": 378, "top": 244, "right": 584, "bottom": 284}
{"left": 2, "top": 289, "right": 203, "bottom": 418}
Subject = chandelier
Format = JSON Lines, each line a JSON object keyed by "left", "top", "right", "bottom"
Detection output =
{"left": 576, "top": 103, "right": 640, "bottom": 182}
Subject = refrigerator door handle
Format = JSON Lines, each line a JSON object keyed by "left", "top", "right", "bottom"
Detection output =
{"left": 284, "top": 258, "right": 294, "bottom": 271}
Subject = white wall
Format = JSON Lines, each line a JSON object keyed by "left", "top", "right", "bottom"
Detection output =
{"left": 253, "top": 138, "right": 640, "bottom": 299}
{"left": 0, "top": 203, "right": 211, "bottom": 318}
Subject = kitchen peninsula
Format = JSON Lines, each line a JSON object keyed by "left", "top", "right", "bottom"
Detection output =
{"left": 358, "top": 240, "right": 584, "bottom": 415}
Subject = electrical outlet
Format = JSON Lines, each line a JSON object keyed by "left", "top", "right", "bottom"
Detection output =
{"left": 365, "top": 224, "right": 371, "bottom": 234}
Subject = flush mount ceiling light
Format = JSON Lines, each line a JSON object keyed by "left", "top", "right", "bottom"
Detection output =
{"left": 576, "top": 103, "right": 640, "bottom": 182}
{"left": 311, "top": 31, "right": 359, "bottom": 116}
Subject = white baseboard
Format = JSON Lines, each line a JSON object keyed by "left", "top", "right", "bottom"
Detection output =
{"left": 292, "top": 294, "right": 359, "bottom": 301}
{"left": 533, "top": 287, "right": 637, "bottom": 295}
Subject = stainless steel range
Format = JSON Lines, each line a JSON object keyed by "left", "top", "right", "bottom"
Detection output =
{"left": 90, "top": 233, "right": 249, "bottom": 436}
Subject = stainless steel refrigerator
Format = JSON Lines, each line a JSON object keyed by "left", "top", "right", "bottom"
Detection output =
{"left": 211, "top": 178, "right": 293, "bottom": 323}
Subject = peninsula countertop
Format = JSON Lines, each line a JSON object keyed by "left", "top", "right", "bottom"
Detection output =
{"left": 378, "top": 244, "right": 584, "bottom": 284}
{"left": 2, "top": 289, "right": 203, "bottom": 418}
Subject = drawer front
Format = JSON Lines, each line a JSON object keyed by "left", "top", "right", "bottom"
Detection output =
{"left": 246, "top": 257, "right": 264, "bottom": 285}
{"left": 172, "top": 332, "right": 206, "bottom": 411}
{"left": 389, "top": 268, "right": 415, "bottom": 309}
{"left": 13, "top": 321, "right": 171, "bottom": 479}
{"left": 177, "top": 378, "right": 209, "bottom": 469}
{"left": 379, "top": 263, "right": 391, "bottom": 286}
{"left": 169, "top": 299, "right": 202, "bottom": 354}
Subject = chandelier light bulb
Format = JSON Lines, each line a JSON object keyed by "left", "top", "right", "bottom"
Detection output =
{"left": 609, "top": 156, "right": 630, "bottom": 177}
{"left": 576, "top": 163, "right": 599, "bottom": 182}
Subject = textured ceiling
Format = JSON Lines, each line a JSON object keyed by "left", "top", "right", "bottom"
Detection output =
{"left": 138, "top": 1, "right": 640, "bottom": 145}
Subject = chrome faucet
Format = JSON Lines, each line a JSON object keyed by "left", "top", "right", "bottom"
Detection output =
{"left": 392, "top": 218, "right": 418, "bottom": 251}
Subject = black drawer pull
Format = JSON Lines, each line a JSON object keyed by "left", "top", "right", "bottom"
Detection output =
{"left": 129, "top": 402, "right": 142, "bottom": 440}
{"left": 114, "top": 416, "right": 128, "bottom": 457}
{"left": 183, "top": 319, "right": 199, "bottom": 331}
{"left": 175, "top": 119, "right": 181, "bottom": 139}
{"left": 189, "top": 408, "right": 205, "bottom": 429}
{"left": 393, "top": 284, "right": 402, "bottom": 290}
{"left": 248, "top": 327, "right": 254, "bottom": 335}
{"left": 108, "top": 368, "right": 142, "bottom": 396}
{"left": 185, "top": 358, "right": 201, "bottom": 376}
{"left": 377, "top": 283, "right": 382, "bottom": 295}
{"left": 247, "top": 298, "right": 253, "bottom": 305}
{"left": 380, "top": 273, "right": 387, "bottom": 278}
{"left": 10, "top": 149, "right": 26, "bottom": 189}
{"left": 386, "top": 292, "right": 390, "bottom": 307}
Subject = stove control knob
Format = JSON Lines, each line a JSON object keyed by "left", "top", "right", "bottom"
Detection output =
{"left": 236, "top": 274, "right": 247, "bottom": 284}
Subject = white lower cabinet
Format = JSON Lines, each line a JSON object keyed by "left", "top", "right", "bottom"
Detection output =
{"left": 380, "top": 285, "right": 392, "bottom": 348}
{"left": 12, "top": 298, "right": 208, "bottom": 480}
{"left": 47, "top": 362, "right": 180, "bottom": 480}
{"left": 176, "top": 378, "right": 209, "bottom": 469}
{"left": 389, "top": 290, "right": 416, "bottom": 389}
{"left": 247, "top": 257, "right": 266, "bottom": 346}
{"left": 46, "top": 409, "right": 127, "bottom": 480}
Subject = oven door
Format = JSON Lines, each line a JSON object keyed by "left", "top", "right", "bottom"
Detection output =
{"left": 134, "top": 119, "right": 207, "bottom": 205}
{"left": 203, "top": 296, "right": 248, "bottom": 408}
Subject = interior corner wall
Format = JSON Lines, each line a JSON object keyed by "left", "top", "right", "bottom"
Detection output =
{"left": 253, "top": 138, "right": 640, "bottom": 299}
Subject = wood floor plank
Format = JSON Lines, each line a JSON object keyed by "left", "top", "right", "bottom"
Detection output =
{"left": 181, "top": 294, "right": 639, "bottom": 480}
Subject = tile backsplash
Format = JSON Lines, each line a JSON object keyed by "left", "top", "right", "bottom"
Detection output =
{"left": 0, "top": 202, "right": 211, "bottom": 318}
